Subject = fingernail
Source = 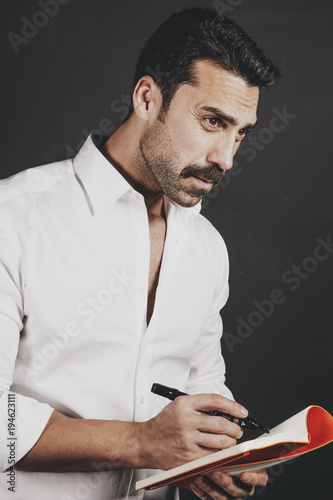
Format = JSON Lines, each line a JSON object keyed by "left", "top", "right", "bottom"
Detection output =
{"left": 242, "top": 473, "right": 251, "bottom": 483}
{"left": 195, "top": 477, "right": 204, "bottom": 487}
{"left": 210, "top": 472, "right": 220, "bottom": 483}
{"left": 241, "top": 406, "right": 248, "bottom": 416}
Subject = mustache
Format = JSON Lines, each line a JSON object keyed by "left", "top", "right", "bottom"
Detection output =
{"left": 180, "top": 164, "right": 225, "bottom": 185}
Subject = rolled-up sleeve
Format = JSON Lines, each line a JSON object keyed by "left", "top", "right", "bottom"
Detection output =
{"left": 0, "top": 213, "right": 53, "bottom": 472}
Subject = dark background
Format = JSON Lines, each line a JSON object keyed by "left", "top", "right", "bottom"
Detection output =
{"left": 1, "top": 1, "right": 332, "bottom": 499}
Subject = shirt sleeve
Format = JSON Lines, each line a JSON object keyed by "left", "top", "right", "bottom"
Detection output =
{"left": 185, "top": 232, "right": 233, "bottom": 400}
{"left": 0, "top": 212, "right": 53, "bottom": 472}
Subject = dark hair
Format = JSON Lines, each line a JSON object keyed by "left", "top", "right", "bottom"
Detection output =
{"left": 133, "top": 8, "right": 281, "bottom": 114}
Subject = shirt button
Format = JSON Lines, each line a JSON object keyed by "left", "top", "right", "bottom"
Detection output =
{"left": 139, "top": 286, "right": 145, "bottom": 294}
{"left": 136, "top": 232, "right": 143, "bottom": 239}
{"left": 140, "top": 397, "right": 145, "bottom": 404}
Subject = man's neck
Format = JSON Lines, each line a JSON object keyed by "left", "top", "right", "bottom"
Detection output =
{"left": 99, "top": 121, "right": 165, "bottom": 218}
{"left": 144, "top": 194, "right": 165, "bottom": 218}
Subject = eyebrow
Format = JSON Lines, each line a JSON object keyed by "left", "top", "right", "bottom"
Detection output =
{"left": 200, "top": 106, "right": 258, "bottom": 130}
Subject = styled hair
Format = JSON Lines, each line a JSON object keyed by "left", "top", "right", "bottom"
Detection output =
{"left": 133, "top": 8, "right": 281, "bottom": 114}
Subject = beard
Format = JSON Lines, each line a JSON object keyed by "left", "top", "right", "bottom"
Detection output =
{"left": 139, "top": 120, "right": 224, "bottom": 208}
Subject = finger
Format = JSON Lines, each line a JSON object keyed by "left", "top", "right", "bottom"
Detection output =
{"left": 196, "top": 431, "right": 237, "bottom": 451}
{"left": 240, "top": 470, "right": 268, "bottom": 487}
{"left": 197, "top": 413, "right": 244, "bottom": 440}
{"left": 208, "top": 471, "right": 254, "bottom": 497}
{"left": 190, "top": 483, "right": 214, "bottom": 500}
{"left": 187, "top": 394, "right": 248, "bottom": 419}
{"left": 191, "top": 477, "right": 229, "bottom": 500}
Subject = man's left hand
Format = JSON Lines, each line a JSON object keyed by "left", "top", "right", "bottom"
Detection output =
{"left": 190, "top": 470, "right": 268, "bottom": 499}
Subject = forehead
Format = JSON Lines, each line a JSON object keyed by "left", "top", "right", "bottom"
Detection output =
{"left": 174, "top": 60, "right": 259, "bottom": 123}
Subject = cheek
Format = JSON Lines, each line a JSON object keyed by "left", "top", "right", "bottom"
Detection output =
{"left": 167, "top": 119, "right": 211, "bottom": 162}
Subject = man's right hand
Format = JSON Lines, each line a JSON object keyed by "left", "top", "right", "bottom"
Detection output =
{"left": 17, "top": 394, "right": 247, "bottom": 473}
{"left": 135, "top": 393, "right": 248, "bottom": 470}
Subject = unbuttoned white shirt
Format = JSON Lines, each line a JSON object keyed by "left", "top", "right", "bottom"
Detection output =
{"left": 0, "top": 135, "right": 232, "bottom": 500}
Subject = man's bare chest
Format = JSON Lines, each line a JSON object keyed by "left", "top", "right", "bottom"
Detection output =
{"left": 147, "top": 214, "right": 166, "bottom": 324}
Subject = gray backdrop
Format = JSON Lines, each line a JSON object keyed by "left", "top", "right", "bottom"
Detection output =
{"left": 2, "top": 1, "right": 333, "bottom": 499}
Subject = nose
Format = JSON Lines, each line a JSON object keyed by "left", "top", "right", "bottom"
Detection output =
{"left": 206, "top": 135, "right": 235, "bottom": 171}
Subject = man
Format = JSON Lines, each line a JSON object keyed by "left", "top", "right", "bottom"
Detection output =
{"left": 0, "top": 7, "right": 280, "bottom": 500}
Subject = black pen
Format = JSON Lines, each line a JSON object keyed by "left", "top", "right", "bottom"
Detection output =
{"left": 151, "top": 383, "right": 270, "bottom": 434}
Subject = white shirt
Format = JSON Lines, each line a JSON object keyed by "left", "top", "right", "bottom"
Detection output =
{"left": 0, "top": 135, "right": 232, "bottom": 500}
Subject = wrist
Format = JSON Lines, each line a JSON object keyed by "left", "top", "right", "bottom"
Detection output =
{"left": 130, "top": 421, "right": 153, "bottom": 469}
{"left": 102, "top": 420, "right": 150, "bottom": 470}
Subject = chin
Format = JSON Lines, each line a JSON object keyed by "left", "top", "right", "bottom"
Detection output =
{"left": 170, "top": 193, "right": 202, "bottom": 208}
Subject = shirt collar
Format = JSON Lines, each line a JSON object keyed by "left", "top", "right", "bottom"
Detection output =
{"left": 72, "top": 134, "right": 202, "bottom": 216}
{"left": 165, "top": 197, "right": 202, "bottom": 219}
{"left": 73, "top": 135, "right": 133, "bottom": 215}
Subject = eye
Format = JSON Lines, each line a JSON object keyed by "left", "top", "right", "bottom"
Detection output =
{"left": 204, "top": 117, "right": 223, "bottom": 128}
{"left": 238, "top": 128, "right": 250, "bottom": 139}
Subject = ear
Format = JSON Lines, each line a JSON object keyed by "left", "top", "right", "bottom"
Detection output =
{"left": 132, "top": 76, "right": 162, "bottom": 122}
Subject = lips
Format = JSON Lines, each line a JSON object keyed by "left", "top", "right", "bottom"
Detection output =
{"left": 194, "top": 176, "right": 214, "bottom": 184}
{"left": 192, "top": 176, "right": 215, "bottom": 189}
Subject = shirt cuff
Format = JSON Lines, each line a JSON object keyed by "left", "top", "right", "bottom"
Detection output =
{"left": 0, "top": 391, "right": 54, "bottom": 471}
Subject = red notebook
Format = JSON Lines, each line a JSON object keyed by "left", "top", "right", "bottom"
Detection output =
{"left": 136, "top": 405, "right": 333, "bottom": 491}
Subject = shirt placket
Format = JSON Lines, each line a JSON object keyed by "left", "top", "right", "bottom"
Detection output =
{"left": 128, "top": 192, "right": 152, "bottom": 424}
